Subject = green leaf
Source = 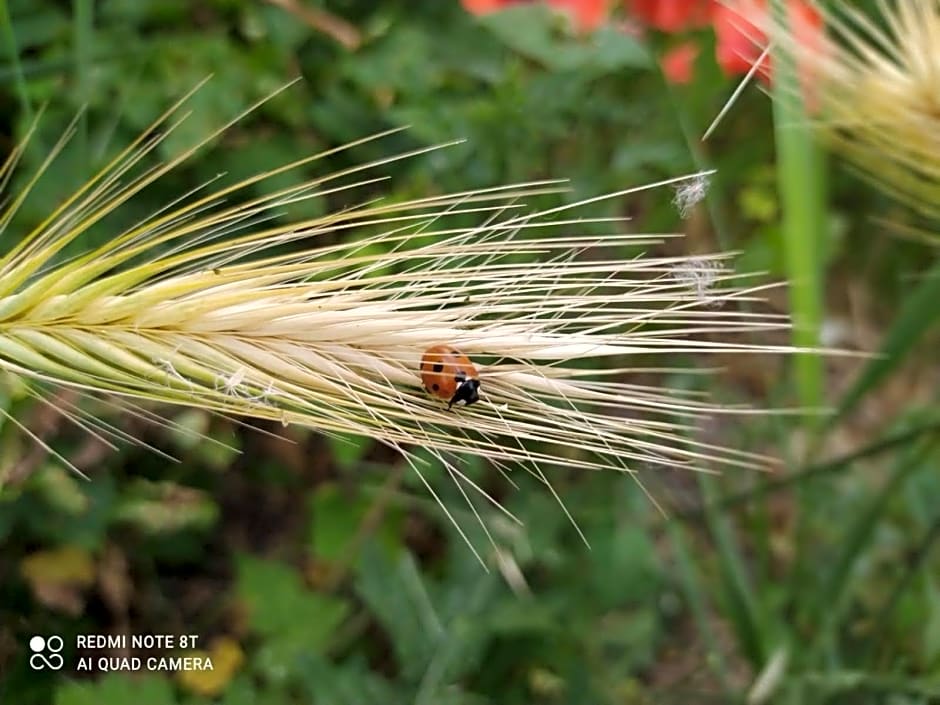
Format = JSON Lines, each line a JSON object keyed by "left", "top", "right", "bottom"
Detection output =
{"left": 309, "top": 483, "right": 403, "bottom": 563}
{"left": 354, "top": 542, "right": 495, "bottom": 688}
{"left": 327, "top": 432, "right": 373, "bottom": 471}
{"left": 588, "top": 523, "right": 659, "bottom": 607}
{"left": 219, "top": 676, "right": 292, "bottom": 705}
{"left": 925, "top": 577, "right": 940, "bottom": 663}
{"left": 480, "top": 5, "right": 648, "bottom": 73}
{"left": 56, "top": 674, "right": 175, "bottom": 705}
{"left": 354, "top": 544, "right": 443, "bottom": 680}
{"left": 237, "top": 555, "right": 351, "bottom": 677}
{"left": 295, "top": 654, "right": 406, "bottom": 705}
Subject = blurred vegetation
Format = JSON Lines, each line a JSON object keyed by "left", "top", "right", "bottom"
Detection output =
{"left": 1, "top": 1, "right": 938, "bottom": 703}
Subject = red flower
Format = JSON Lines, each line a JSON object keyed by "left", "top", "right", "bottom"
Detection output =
{"left": 713, "top": 1, "right": 765, "bottom": 76}
{"left": 460, "top": 0, "right": 524, "bottom": 14}
{"left": 461, "top": 0, "right": 611, "bottom": 32}
{"left": 626, "top": 0, "right": 715, "bottom": 32}
{"left": 661, "top": 41, "right": 699, "bottom": 84}
{"left": 547, "top": 0, "right": 610, "bottom": 32}
{"left": 713, "top": 0, "right": 824, "bottom": 80}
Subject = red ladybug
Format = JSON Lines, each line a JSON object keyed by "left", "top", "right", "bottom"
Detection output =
{"left": 420, "top": 344, "right": 480, "bottom": 409}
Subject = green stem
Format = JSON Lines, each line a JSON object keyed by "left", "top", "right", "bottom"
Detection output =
{"left": 770, "top": 0, "right": 826, "bottom": 422}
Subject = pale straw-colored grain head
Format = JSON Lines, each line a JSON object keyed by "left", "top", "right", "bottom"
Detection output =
{"left": 768, "top": 0, "right": 940, "bottom": 215}
{"left": 1, "top": 84, "right": 812, "bottom": 557}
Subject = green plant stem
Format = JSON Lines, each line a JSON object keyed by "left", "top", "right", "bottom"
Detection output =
{"left": 770, "top": 0, "right": 826, "bottom": 423}
{"left": 771, "top": 0, "right": 829, "bottom": 651}
{"left": 672, "top": 420, "right": 940, "bottom": 520}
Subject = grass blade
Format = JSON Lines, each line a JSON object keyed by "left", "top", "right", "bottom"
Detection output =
{"left": 808, "top": 436, "right": 938, "bottom": 658}
{"left": 697, "top": 474, "right": 767, "bottom": 668}
{"left": 72, "top": 0, "right": 93, "bottom": 163}
{"left": 834, "top": 258, "right": 940, "bottom": 424}
{"left": 667, "top": 522, "right": 735, "bottom": 694}
{"left": 674, "top": 419, "right": 940, "bottom": 518}
{"left": 0, "top": 0, "right": 32, "bottom": 119}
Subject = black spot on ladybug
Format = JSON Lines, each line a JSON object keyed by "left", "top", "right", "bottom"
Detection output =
{"left": 432, "top": 363, "right": 443, "bottom": 373}
{"left": 431, "top": 383, "right": 439, "bottom": 392}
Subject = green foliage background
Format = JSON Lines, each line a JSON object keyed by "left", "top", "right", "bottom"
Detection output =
{"left": 1, "top": 1, "right": 938, "bottom": 703}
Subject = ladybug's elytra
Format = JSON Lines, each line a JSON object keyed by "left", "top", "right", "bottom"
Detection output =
{"left": 420, "top": 344, "right": 480, "bottom": 409}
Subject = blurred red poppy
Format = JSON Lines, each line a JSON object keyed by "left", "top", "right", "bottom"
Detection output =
{"left": 625, "top": 0, "right": 715, "bottom": 31}
{"left": 661, "top": 41, "right": 699, "bottom": 84}
{"left": 547, "top": 0, "right": 610, "bottom": 32}
{"left": 461, "top": 0, "right": 825, "bottom": 98}
{"left": 713, "top": 0, "right": 824, "bottom": 80}
{"left": 461, "top": 0, "right": 611, "bottom": 32}
{"left": 460, "top": 0, "right": 523, "bottom": 14}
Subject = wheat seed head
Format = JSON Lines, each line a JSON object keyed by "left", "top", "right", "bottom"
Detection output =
{"left": 769, "top": 0, "right": 940, "bottom": 216}
{"left": 1, "top": 83, "right": 807, "bottom": 554}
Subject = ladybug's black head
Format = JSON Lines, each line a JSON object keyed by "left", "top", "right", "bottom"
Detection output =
{"left": 448, "top": 378, "right": 480, "bottom": 409}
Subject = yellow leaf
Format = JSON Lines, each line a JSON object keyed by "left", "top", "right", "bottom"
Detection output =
{"left": 20, "top": 546, "right": 95, "bottom": 585}
{"left": 176, "top": 637, "right": 244, "bottom": 697}
{"left": 19, "top": 545, "right": 96, "bottom": 615}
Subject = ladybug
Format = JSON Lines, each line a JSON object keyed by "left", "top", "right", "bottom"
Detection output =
{"left": 420, "top": 344, "right": 480, "bottom": 409}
